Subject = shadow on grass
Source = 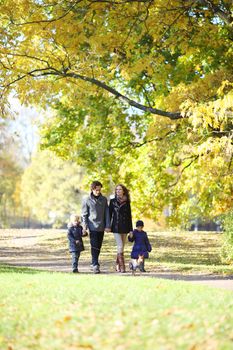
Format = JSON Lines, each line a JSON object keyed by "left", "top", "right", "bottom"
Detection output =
{"left": 141, "top": 273, "right": 233, "bottom": 281}
{"left": 1, "top": 230, "right": 231, "bottom": 276}
{"left": 0, "top": 264, "right": 48, "bottom": 274}
{"left": 149, "top": 234, "right": 223, "bottom": 266}
{"left": 154, "top": 254, "right": 222, "bottom": 266}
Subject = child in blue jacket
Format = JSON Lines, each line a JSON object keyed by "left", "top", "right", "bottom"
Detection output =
{"left": 67, "top": 214, "right": 87, "bottom": 273}
{"left": 128, "top": 220, "right": 152, "bottom": 273}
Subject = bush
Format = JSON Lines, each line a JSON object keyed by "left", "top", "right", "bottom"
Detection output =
{"left": 221, "top": 210, "right": 233, "bottom": 263}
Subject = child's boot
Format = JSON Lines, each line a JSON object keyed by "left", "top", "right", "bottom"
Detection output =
{"left": 139, "top": 258, "right": 146, "bottom": 272}
{"left": 72, "top": 252, "right": 79, "bottom": 273}
{"left": 129, "top": 261, "right": 136, "bottom": 275}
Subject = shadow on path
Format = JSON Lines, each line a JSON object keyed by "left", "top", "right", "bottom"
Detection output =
{"left": 1, "top": 230, "right": 233, "bottom": 291}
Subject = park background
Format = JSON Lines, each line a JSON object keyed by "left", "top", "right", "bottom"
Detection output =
{"left": 0, "top": 1, "right": 232, "bottom": 237}
{"left": 0, "top": 1, "right": 233, "bottom": 349}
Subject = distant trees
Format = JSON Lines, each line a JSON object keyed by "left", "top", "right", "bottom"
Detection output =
{"left": 0, "top": 1, "right": 232, "bottom": 225}
{"left": 0, "top": 156, "right": 22, "bottom": 227}
{"left": 20, "top": 151, "right": 84, "bottom": 227}
{"left": 0, "top": 119, "right": 23, "bottom": 227}
{"left": 221, "top": 210, "right": 233, "bottom": 263}
{"left": 0, "top": 116, "right": 84, "bottom": 228}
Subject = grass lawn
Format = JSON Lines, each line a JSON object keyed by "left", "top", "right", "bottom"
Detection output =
{"left": 0, "top": 265, "right": 233, "bottom": 350}
{"left": 29, "top": 229, "right": 233, "bottom": 274}
{"left": 1, "top": 229, "right": 233, "bottom": 275}
{"left": 41, "top": 230, "right": 233, "bottom": 274}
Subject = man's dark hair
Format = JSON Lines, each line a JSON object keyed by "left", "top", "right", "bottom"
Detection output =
{"left": 91, "top": 181, "right": 103, "bottom": 191}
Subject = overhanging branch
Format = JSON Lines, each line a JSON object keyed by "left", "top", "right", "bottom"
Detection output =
{"left": 3, "top": 67, "right": 184, "bottom": 120}
{"left": 198, "top": 0, "right": 232, "bottom": 26}
{"left": 63, "top": 71, "right": 183, "bottom": 119}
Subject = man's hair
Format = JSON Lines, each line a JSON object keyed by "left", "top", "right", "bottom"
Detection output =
{"left": 91, "top": 181, "right": 103, "bottom": 190}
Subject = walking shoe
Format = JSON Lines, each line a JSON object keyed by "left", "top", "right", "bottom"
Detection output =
{"left": 139, "top": 260, "right": 146, "bottom": 272}
{"left": 129, "top": 262, "right": 136, "bottom": 275}
{"left": 93, "top": 265, "right": 100, "bottom": 274}
{"left": 72, "top": 269, "right": 79, "bottom": 273}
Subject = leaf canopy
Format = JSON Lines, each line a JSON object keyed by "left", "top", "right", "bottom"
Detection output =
{"left": 0, "top": 0, "right": 232, "bottom": 225}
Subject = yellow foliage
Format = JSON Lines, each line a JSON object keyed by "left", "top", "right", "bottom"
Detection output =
{"left": 0, "top": 0, "right": 232, "bottom": 223}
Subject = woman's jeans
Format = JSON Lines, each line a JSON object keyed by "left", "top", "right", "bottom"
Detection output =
{"left": 113, "top": 233, "right": 127, "bottom": 254}
{"left": 71, "top": 251, "right": 80, "bottom": 270}
{"left": 90, "top": 231, "right": 104, "bottom": 266}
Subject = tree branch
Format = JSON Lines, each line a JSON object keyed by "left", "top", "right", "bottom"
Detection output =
{"left": 168, "top": 155, "right": 199, "bottom": 188}
{"left": 63, "top": 71, "right": 183, "bottom": 119}
{"left": 88, "top": 0, "right": 152, "bottom": 3}
{"left": 3, "top": 67, "right": 183, "bottom": 120}
{"left": 9, "top": 0, "right": 82, "bottom": 26}
{"left": 198, "top": 0, "right": 233, "bottom": 26}
{"left": 125, "top": 130, "right": 177, "bottom": 148}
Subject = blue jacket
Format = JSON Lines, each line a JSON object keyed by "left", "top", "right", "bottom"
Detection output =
{"left": 67, "top": 224, "right": 85, "bottom": 252}
{"left": 128, "top": 229, "right": 152, "bottom": 259}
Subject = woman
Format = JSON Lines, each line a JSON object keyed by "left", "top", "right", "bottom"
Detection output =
{"left": 109, "top": 184, "right": 133, "bottom": 272}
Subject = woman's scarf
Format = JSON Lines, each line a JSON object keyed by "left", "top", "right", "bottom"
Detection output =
{"left": 116, "top": 195, "right": 127, "bottom": 205}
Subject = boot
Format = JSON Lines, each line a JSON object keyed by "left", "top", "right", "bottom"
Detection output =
{"left": 129, "top": 261, "right": 136, "bottom": 275}
{"left": 116, "top": 254, "right": 120, "bottom": 272}
{"left": 118, "top": 253, "right": 126, "bottom": 273}
{"left": 139, "top": 259, "right": 146, "bottom": 272}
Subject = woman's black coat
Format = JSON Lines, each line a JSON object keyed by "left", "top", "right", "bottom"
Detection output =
{"left": 109, "top": 197, "right": 133, "bottom": 234}
{"left": 67, "top": 224, "right": 85, "bottom": 252}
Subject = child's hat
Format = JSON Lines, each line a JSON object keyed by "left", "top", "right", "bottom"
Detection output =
{"left": 136, "top": 220, "right": 144, "bottom": 227}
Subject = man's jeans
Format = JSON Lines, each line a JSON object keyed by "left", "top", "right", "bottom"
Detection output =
{"left": 89, "top": 231, "right": 104, "bottom": 266}
{"left": 71, "top": 251, "right": 80, "bottom": 270}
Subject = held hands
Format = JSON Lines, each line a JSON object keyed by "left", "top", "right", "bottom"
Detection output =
{"left": 82, "top": 229, "right": 89, "bottom": 237}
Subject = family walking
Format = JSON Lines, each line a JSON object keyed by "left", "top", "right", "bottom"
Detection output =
{"left": 67, "top": 181, "right": 152, "bottom": 274}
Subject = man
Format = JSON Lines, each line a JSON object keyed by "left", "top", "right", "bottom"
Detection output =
{"left": 82, "top": 181, "right": 111, "bottom": 273}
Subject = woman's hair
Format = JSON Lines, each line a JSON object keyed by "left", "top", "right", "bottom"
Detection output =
{"left": 69, "top": 214, "right": 80, "bottom": 224}
{"left": 115, "top": 184, "right": 130, "bottom": 201}
{"left": 91, "top": 181, "right": 103, "bottom": 191}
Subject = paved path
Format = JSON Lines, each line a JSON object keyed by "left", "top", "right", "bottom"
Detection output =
{"left": 1, "top": 229, "right": 233, "bottom": 291}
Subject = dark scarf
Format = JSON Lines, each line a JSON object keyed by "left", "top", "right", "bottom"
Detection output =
{"left": 91, "top": 193, "right": 101, "bottom": 200}
{"left": 116, "top": 195, "right": 127, "bottom": 205}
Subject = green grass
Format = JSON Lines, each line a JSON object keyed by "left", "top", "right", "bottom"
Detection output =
{"left": 148, "top": 231, "right": 233, "bottom": 275}
{"left": 1, "top": 229, "right": 233, "bottom": 275}
{"left": 39, "top": 230, "right": 233, "bottom": 274}
{"left": 0, "top": 266, "right": 233, "bottom": 350}
{"left": 1, "top": 229, "right": 233, "bottom": 349}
